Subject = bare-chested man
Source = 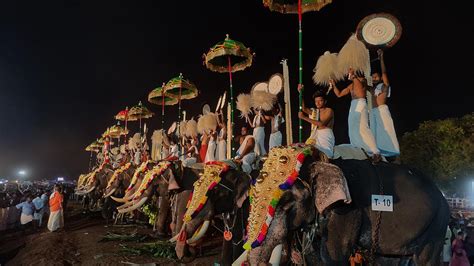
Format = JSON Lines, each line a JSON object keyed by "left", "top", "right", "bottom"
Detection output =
{"left": 369, "top": 49, "right": 400, "bottom": 157}
{"left": 234, "top": 126, "right": 256, "bottom": 174}
{"left": 330, "top": 68, "right": 381, "bottom": 161}
{"left": 265, "top": 104, "right": 284, "bottom": 150}
{"left": 298, "top": 87, "right": 335, "bottom": 158}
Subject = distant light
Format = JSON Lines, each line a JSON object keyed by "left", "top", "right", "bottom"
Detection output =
{"left": 57, "top": 177, "right": 64, "bottom": 181}
{"left": 18, "top": 170, "right": 26, "bottom": 176}
{"left": 0, "top": 181, "right": 3, "bottom": 184}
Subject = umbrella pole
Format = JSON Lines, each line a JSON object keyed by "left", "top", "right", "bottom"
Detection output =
{"left": 298, "top": 0, "right": 303, "bottom": 143}
{"left": 177, "top": 88, "right": 182, "bottom": 154}
{"left": 89, "top": 151, "right": 93, "bottom": 171}
{"left": 227, "top": 56, "right": 235, "bottom": 157}
{"left": 161, "top": 90, "right": 165, "bottom": 160}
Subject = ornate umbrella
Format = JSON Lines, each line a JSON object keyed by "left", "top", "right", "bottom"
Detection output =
{"left": 128, "top": 101, "right": 154, "bottom": 132}
{"left": 261, "top": 0, "right": 332, "bottom": 142}
{"left": 148, "top": 83, "right": 179, "bottom": 131}
{"left": 115, "top": 107, "right": 129, "bottom": 130}
{"left": 163, "top": 73, "right": 198, "bottom": 137}
{"left": 85, "top": 140, "right": 103, "bottom": 171}
{"left": 203, "top": 34, "right": 254, "bottom": 156}
{"left": 102, "top": 124, "right": 129, "bottom": 139}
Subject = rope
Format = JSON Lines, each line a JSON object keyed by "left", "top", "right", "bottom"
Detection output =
{"left": 369, "top": 165, "right": 383, "bottom": 265}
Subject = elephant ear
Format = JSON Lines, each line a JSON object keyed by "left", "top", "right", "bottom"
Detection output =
{"left": 311, "top": 161, "right": 352, "bottom": 214}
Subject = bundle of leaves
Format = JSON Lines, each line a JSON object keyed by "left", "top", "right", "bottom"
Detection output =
{"left": 142, "top": 202, "right": 158, "bottom": 225}
{"left": 100, "top": 231, "right": 148, "bottom": 242}
{"left": 120, "top": 241, "right": 177, "bottom": 259}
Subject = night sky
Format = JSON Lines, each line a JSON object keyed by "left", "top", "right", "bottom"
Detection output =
{"left": 0, "top": 0, "right": 472, "bottom": 180}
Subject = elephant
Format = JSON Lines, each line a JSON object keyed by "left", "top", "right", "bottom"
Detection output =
{"left": 172, "top": 162, "right": 256, "bottom": 265}
{"left": 76, "top": 163, "right": 115, "bottom": 211}
{"left": 240, "top": 148, "right": 450, "bottom": 266}
{"left": 111, "top": 161, "right": 153, "bottom": 204}
{"left": 101, "top": 163, "right": 136, "bottom": 220}
{"left": 115, "top": 160, "right": 201, "bottom": 238}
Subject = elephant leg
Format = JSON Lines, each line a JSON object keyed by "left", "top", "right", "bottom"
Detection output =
{"left": 413, "top": 240, "right": 443, "bottom": 266}
{"left": 321, "top": 208, "right": 361, "bottom": 265}
{"left": 173, "top": 190, "right": 192, "bottom": 237}
{"left": 221, "top": 238, "right": 233, "bottom": 265}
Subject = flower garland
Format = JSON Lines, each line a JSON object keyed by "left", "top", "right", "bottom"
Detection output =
{"left": 243, "top": 145, "right": 313, "bottom": 250}
{"left": 183, "top": 161, "right": 230, "bottom": 222}
{"left": 86, "top": 161, "right": 107, "bottom": 187}
{"left": 126, "top": 160, "right": 151, "bottom": 192}
{"left": 132, "top": 161, "right": 171, "bottom": 201}
{"left": 107, "top": 162, "right": 132, "bottom": 188}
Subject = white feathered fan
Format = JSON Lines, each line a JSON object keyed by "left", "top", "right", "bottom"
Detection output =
{"left": 338, "top": 34, "right": 372, "bottom": 85}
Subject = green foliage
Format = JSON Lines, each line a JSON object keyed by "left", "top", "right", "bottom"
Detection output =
{"left": 100, "top": 231, "right": 148, "bottom": 242}
{"left": 142, "top": 202, "right": 158, "bottom": 226}
{"left": 120, "top": 241, "right": 177, "bottom": 260}
{"left": 400, "top": 113, "right": 474, "bottom": 191}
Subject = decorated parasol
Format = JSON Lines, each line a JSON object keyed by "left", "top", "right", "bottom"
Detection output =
{"left": 203, "top": 34, "right": 254, "bottom": 156}
{"left": 85, "top": 140, "right": 103, "bottom": 171}
{"left": 115, "top": 107, "right": 129, "bottom": 130}
{"left": 163, "top": 73, "right": 198, "bottom": 137}
{"left": 148, "top": 83, "right": 179, "bottom": 131}
{"left": 128, "top": 101, "right": 154, "bottom": 132}
{"left": 102, "top": 124, "right": 129, "bottom": 139}
{"left": 261, "top": 0, "right": 332, "bottom": 142}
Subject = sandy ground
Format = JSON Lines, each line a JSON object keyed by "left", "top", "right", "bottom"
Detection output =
{"left": 1, "top": 201, "right": 220, "bottom": 266}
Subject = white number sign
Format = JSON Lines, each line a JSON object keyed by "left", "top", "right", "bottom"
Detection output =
{"left": 371, "top": 194, "right": 393, "bottom": 212}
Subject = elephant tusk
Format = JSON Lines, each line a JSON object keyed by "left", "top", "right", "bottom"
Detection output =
{"left": 118, "top": 197, "right": 148, "bottom": 214}
{"left": 103, "top": 188, "right": 116, "bottom": 198}
{"left": 232, "top": 250, "right": 249, "bottom": 266}
{"left": 268, "top": 244, "right": 283, "bottom": 266}
{"left": 169, "top": 224, "right": 185, "bottom": 243}
{"left": 85, "top": 186, "right": 96, "bottom": 194}
{"left": 110, "top": 195, "right": 127, "bottom": 203}
{"left": 186, "top": 220, "right": 210, "bottom": 244}
{"left": 117, "top": 200, "right": 135, "bottom": 210}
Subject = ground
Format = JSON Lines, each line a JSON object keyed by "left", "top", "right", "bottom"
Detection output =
{"left": 0, "top": 200, "right": 220, "bottom": 266}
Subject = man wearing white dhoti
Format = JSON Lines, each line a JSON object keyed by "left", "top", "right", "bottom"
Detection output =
{"left": 216, "top": 110, "right": 227, "bottom": 161}
{"left": 250, "top": 108, "right": 267, "bottom": 156}
{"left": 369, "top": 49, "right": 400, "bottom": 157}
{"left": 266, "top": 105, "right": 284, "bottom": 150}
{"left": 298, "top": 88, "right": 335, "bottom": 158}
{"left": 235, "top": 126, "right": 256, "bottom": 174}
{"left": 205, "top": 130, "right": 217, "bottom": 162}
{"left": 182, "top": 139, "right": 199, "bottom": 167}
{"left": 331, "top": 69, "right": 381, "bottom": 162}
{"left": 47, "top": 184, "right": 64, "bottom": 232}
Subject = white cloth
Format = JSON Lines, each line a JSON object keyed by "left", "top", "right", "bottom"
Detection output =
{"left": 205, "top": 138, "right": 217, "bottom": 162}
{"left": 241, "top": 152, "right": 256, "bottom": 174}
{"left": 307, "top": 128, "right": 335, "bottom": 158}
{"left": 169, "top": 144, "right": 179, "bottom": 158}
{"left": 374, "top": 83, "right": 391, "bottom": 98}
{"left": 20, "top": 213, "right": 33, "bottom": 225}
{"left": 47, "top": 209, "right": 64, "bottom": 232}
{"left": 182, "top": 157, "right": 197, "bottom": 167}
{"left": 217, "top": 128, "right": 227, "bottom": 160}
{"left": 348, "top": 99, "right": 379, "bottom": 155}
{"left": 369, "top": 104, "right": 400, "bottom": 157}
{"left": 253, "top": 127, "right": 266, "bottom": 156}
{"left": 269, "top": 131, "right": 282, "bottom": 150}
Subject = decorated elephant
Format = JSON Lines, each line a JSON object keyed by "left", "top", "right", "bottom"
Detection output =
{"left": 171, "top": 161, "right": 255, "bottom": 264}
{"left": 111, "top": 160, "right": 153, "bottom": 204}
{"left": 101, "top": 162, "right": 136, "bottom": 220}
{"left": 76, "top": 162, "right": 114, "bottom": 211}
{"left": 235, "top": 145, "right": 449, "bottom": 265}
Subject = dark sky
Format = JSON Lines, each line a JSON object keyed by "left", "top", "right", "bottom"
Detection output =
{"left": 0, "top": 0, "right": 472, "bottom": 180}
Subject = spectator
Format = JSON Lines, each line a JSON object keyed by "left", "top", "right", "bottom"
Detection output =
{"left": 32, "top": 191, "right": 47, "bottom": 229}
{"left": 443, "top": 225, "right": 452, "bottom": 266}
{"left": 451, "top": 231, "right": 470, "bottom": 266}
{"left": 15, "top": 195, "right": 35, "bottom": 231}
{"left": 47, "top": 184, "right": 64, "bottom": 232}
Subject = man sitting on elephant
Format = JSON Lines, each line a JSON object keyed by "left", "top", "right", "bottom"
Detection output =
{"left": 298, "top": 87, "right": 335, "bottom": 158}
{"left": 234, "top": 126, "right": 256, "bottom": 174}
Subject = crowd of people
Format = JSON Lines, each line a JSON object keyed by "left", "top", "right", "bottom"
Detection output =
{"left": 443, "top": 215, "right": 474, "bottom": 266}
{"left": 0, "top": 183, "right": 70, "bottom": 234}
